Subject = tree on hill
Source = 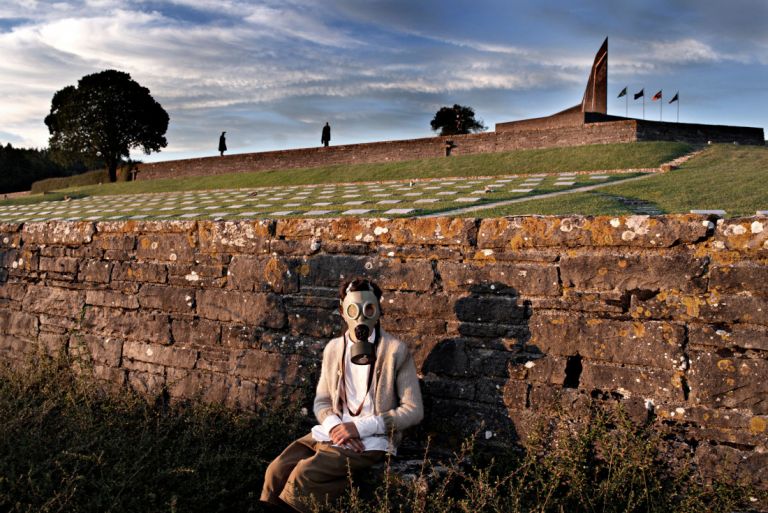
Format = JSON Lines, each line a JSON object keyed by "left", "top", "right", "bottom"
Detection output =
{"left": 430, "top": 104, "right": 487, "bottom": 136}
{"left": 44, "top": 70, "right": 169, "bottom": 183}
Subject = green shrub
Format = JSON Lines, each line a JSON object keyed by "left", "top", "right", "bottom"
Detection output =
{"left": 1, "top": 358, "right": 762, "bottom": 513}
{"left": 0, "top": 358, "right": 305, "bottom": 513}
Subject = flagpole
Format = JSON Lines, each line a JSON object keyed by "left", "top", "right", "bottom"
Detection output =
{"left": 677, "top": 96, "right": 680, "bottom": 123}
{"left": 625, "top": 93, "right": 628, "bottom": 117}
{"left": 660, "top": 95, "right": 663, "bottom": 121}
{"left": 642, "top": 90, "right": 645, "bottom": 120}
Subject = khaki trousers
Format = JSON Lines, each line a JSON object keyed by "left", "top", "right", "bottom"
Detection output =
{"left": 261, "top": 433, "right": 385, "bottom": 513}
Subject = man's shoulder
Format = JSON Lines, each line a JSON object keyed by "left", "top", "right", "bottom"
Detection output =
{"left": 379, "top": 330, "right": 411, "bottom": 356}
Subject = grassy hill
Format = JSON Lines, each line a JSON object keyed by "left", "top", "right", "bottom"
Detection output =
{"left": 2, "top": 141, "right": 689, "bottom": 206}
{"left": 479, "top": 144, "right": 768, "bottom": 218}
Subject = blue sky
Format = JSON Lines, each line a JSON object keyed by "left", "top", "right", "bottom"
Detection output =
{"left": 1, "top": 0, "right": 766, "bottom": 163}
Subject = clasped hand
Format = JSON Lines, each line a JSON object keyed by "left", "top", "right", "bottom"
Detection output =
{"left": 329, "top": 422, "right": 364, "bottom": 453}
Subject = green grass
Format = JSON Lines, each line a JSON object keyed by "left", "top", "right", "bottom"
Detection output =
{"left": 0, "top": 142, "right": 689, "bottom": 207}
{"left": 1, "top": 357, "right": 762, "bottom": 513}
{"left": 478, "top": 144, "right": 768, "bottom": 217}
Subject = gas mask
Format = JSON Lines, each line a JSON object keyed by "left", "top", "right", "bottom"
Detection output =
{"left": 341, "top": 290, "right": 381, "bottom": 365}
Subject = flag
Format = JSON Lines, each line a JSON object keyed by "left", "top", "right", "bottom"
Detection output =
{"left": 617, "top": 87, "right": 627, "bottom": 98}
{"left": 669, "top": 92, "right": 679, "bottom": 104}
{"left": 634, "top": 89, "right": 644, "bottom": 100}
{"left": 652, "top": 90, "right": 662, "bottom": 101}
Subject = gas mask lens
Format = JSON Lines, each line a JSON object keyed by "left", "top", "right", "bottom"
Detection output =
{"left": 362, "top": 302, "right": 377, "bottom": 318}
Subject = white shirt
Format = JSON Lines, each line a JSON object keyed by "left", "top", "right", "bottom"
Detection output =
{"left": 311, "top": 333, "right": 391, "bottom": 453}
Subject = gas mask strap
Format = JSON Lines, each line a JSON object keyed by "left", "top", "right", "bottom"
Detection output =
{"left": 339, "top": 329, "right": 377, "bottom": 417}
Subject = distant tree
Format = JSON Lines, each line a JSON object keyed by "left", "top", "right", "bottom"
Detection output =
{"left": 44, "top": 70, "right": 169, "bottom": 182}
{"left": 430, "top": 104, "right": 487, "bottom": 136}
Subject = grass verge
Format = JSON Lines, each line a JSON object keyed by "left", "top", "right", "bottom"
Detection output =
{"left": 477, "top": 144, "right": 768, "bottom": 217}
{"left": 1, "top": 357, "right": 762, "bottom": 512}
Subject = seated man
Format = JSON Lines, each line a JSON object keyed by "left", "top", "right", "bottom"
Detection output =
{"left": 261, "top": 278, "right": 424, "bottom": 512}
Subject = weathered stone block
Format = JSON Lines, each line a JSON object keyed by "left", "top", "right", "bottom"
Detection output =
{"left": 198, "top": 220, "right": 271, "bottom": 254}
{"left": 302, "top": 254, "right": 433, "bottom": 291}
{"left": 288, "top": 307, "right": 340, "bottom": 338}
{"left": 78, "top": 260, "right": 113, "bottom": 283}
{"left": 97, "top": 220, "right": 196, "bottom": 234}
{"left": 197, "top": 289, "right": 286, "bottom": 328}
{"left": 112, "top": 261, "right": 167, "bottom": 283}
{"left": 127, "top": 370, "right": 165, "bottom": 396}
{"left": 524, "top": 355, "right": 568, "bottom": 385}
{"left": 279, "top": 217, "right": 476, "bottom": 247}
{"left": 70, "top": 333, "right": 123, "bottom": 367}
{"left": 560, "top": 251, "right": 707, "bottom": 293}
{"left": 422, "top": 375, "right": 476, "bottom": 401}
{"left": 22, "top": 221, "right": 95, "bottom": 246}
{"left": 137, "top": 233, "right": 196, "bottom": 262}
{"left": 698, "top": 294, "right": 768, "bottom": 326}
{"left": 580, "top": 361, "right": 685, "bottom": 402}
{"left": 478, "top": 215, "right": 709, "bottom": 250}
{"left": 123, "top": 340, "right": 198, "bottom": 369}
{"left": 689, "top": 323, "right": 768, "bottom": 351}
{"left": 38, "top": 332, "right": 68, "bottom": 356}
{"left": 439, "top": 260, "right": 559, "bottom": 296}
{"left": 0, "top": 310, "right": 38, "bottom": 338}
{"left": 171, "top": 317, "right": 221, "bottom": 347}
{"left": 528, "top": 313, "right": 685, "bottom": 370}
{"left": 454, "top": 295, "right": 530, "bottom": 325}
{"left": 138, "top": 284, "right": 195, "bottom": 312}
{"left": 85, "top": 290, "right": 140, "bottom": 309}
{"left": 92, "top": 234, "right": 136, "bottom": 251}
{"left": 688, "top": 351, "right": 768, "bottom": 414}
{"left": 39, "top": 256, "right": 79, "bottom": 274}
{"left": 228, "top": 255, "right": 299, "bottom": 293}
{"left": 167, "top": 263, "right": 227, "bottom": 288}
{"left": 230, "top": 349, "right": 302, "bottom": 383}
{"left": 82, "top": 307, "right": 171, "bottom": 345}
{"left": 710, "top": 217, "right": 768, "bottom": 254}
{"left": 0, "top": 282, "right": 26, "bottom": 302}
{"left": 695, "top": 443, "right": 768, "bottom": 489}
{"left": 710, "top": 263, "right": 768, "bottom": 297}
{"left": 23, "top": 285, "right": 84, "bottom": 318}
{"left": 384, "top": 291, "right": 454, "bottom": 319}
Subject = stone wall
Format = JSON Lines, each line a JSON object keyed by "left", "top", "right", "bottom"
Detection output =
{"left": 1, "top": 215, "right": 767, "bottom": 487}
{"left": 135, "top": 120, "right": 762, "bottom": 182}
{"left": 135, "top": 122, "right": 639, "bottom": 181}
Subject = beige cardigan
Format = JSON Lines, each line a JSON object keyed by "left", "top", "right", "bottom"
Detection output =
{"left": 313, "top": 329, "right": 424, "bottom": 449}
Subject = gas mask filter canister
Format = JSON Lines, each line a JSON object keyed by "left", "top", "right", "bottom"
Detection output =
{"left": 341, "top": 290, "right": 381, "bottom": 365}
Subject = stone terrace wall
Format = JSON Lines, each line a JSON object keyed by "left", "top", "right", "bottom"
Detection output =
{"left": 136, "top": 122, "right": 638, "bottom": 181}
{"left": 0, "top": 216, "right": 767, "bottom": 487}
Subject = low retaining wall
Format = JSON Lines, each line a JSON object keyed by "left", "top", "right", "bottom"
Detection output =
{"left": 0, "top": 215, "right": 766, "bottom": 487}
{"left": 136, "top": 122, "right": 639, "bottom": 181}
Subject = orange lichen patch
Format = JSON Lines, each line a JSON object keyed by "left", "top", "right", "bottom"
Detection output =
{"left": 681, "top": 295, "right": 703, "bottom": 318}
{"left": 298, "top": 263, "right": 310, "bottom": 276}
{"left": 749, "top": 417, "right": 767, "bottom": 434}
{"left": 597, "top": 267, "right": 609, "bottom": 276}
{"left": 671, "top": 371, "right": 684, "bottom": 389}
{"left": 618, "top": 259, "right": 629, "bottom": 268}
{"left": 586, "top": 318, "right": 602, "bottom": 326}
{"left": 263, "top": 257, "right": 286, "bottom": 286}
{"left": 717, "top": 359, "right": 736, "bottom": 372}
{"left": 632, "top": 322, "right": 646, "bottom": 338}
{"left": 139, "top": 238, "right": 152, "bottom": 250}
{"left": 549, "top": 318, "right": 565, "bottom": 325}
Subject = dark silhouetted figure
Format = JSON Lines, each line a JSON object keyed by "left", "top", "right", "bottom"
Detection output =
{"left": 321, "top": 122, "right": 331, "bottom": 147}
{"left": 218, "top": 131, "right": 227, "bottom": 156}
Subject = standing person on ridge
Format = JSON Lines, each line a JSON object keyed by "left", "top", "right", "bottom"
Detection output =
{"left": 218, "top": 131, "right": 227, "bottom": 156}
{"left": 260, "top": 278, "right": 424, "bottom": 513}
{"left": 321, "top": 122, "right": 331, "bottom": 147}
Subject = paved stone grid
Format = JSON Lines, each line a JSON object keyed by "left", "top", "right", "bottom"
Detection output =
{"left": 0, "top": 215, "right": 766, "bottom": 489}
{"left": 0, "top": 172, "right": 638, "bottom": 222}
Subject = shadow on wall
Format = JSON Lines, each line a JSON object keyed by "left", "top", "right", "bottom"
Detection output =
{"left": 417, "top": 283, "right": 536, "bottom": 452}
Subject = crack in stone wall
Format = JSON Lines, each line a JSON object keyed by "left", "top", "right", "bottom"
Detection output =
{"left": 0, "top": 215, "right": 766, "bottom": 488}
